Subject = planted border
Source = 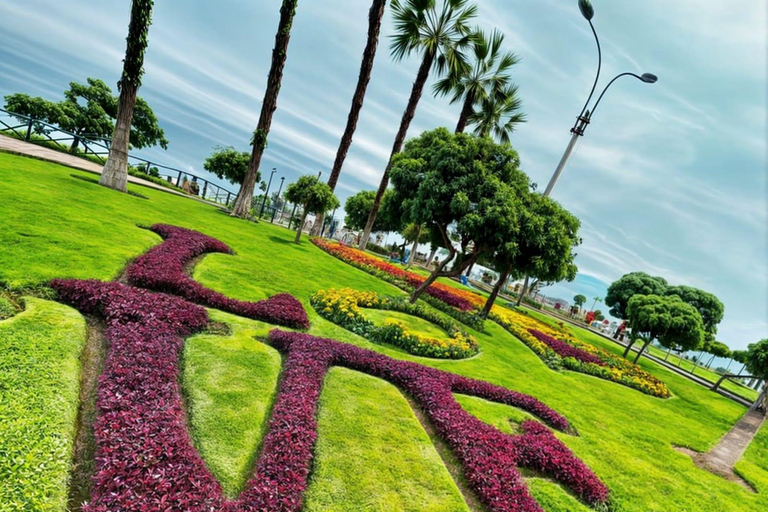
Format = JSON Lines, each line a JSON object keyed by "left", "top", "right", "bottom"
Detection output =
{"left": 52, "top": 278, "right": 609, "bottom": 512}
{"left": 127, "top": 224, "right": 309, "bottom": 329}
{"left": 311, "top": 288, "right": 478, "bottom": 359}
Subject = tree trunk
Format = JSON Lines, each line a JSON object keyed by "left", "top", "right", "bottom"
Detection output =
{"left": 464, "top": 262, "right": 475, "bottom": 277}
{"left": 295, "top": 206, "right": 309, "bottom": 244}
{"left": 633, "top": 338, "right": 652, "bottom": 364}
{"left": 725, "top": 359, "right": 733, "bottom": 372}
{"left": 751, "top": 384, "right": 768, "bottom": 414}
{"left": 231, "top": 0, "right": 298, "bottom": 218}
{"left": 515, "top": 276, "right": 530, "bottom": 306}
{"left": 406, "top": 225, "right": 422, "bottom": 266}
{"left": 69, "top": 135, "right": 80, "bottom": 153}
{"left": 737, "top": 363, "right": 747, "bottom": 376}
{"left": 99, "top": 84, "right": 137, "bottom": 192}
{"left": 481, "top": 267, "right": 510, "bottom": 319}
{"left": 311, "top": 0, "right": 386, "bottom": 237}
{"left": 622, "top": 338, "right": 636, "bottom": 359}
{"left": 706, "top": 354, "right": 716, "bottom": 369}
{"left": 358, "top": 51, "right": 434, "bottom": 249}
{"left": 455, "top": 93, "right": 475, "bottom": 133}
{"left": 664, "top": 347, "right": 672, "bottom": 361}
{"left": 427, "top": 246, "right": 438, "bottom": 266}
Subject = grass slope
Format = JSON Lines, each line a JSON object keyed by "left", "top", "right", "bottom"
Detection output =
{"left": 0, "top": 298, "right": 86, "bottom": 512}
{"left": 2, "top": 152, "right": 767, "bottom": 512}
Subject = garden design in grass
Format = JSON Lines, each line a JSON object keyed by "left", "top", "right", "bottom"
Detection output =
{"left": 311, "top": 288, "right": 479, "bottom": 359}
{"left": 313, "top": 238, "right": 670, "bottom": 397}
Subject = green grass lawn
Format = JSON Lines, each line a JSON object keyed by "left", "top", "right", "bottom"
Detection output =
{"left": 2, "top": 151, "right": 767, "bottom": 511}
{"left": 0, "top": 298, "right": 86, "bottom": 512}
{"left": 363, "top": 308, "right": 452, "bottom": 339}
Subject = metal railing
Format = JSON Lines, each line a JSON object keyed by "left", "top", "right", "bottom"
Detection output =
{"left": 0, "top": 107, "right": 238, "bottom": 206}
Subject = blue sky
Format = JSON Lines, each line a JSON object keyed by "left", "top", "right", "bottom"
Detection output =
{"left": 0, "top": 1, "right": 765, "bottom": 349}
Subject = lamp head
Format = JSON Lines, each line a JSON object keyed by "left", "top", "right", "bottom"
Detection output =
{"left": 640, "top": 73, "right": 658, "bottom": 83}
{"left": 578, "top": 0, "right": 595, "bottom": 21}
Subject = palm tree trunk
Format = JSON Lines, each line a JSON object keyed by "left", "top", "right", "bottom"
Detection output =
{"left": 312, "top": 0, "right": 386, "bottom": 237}
{"left": 100, "top": 0, "right": 153, "bottom": 192}
{"left": 231, "top": 0, "right": 298, "bottom": 218}
{"left": 481, "top": 267, "right": 510, "bottom": 319}
{"left": 295, "top": 206, "right": 309, "bottom": 244}
{"left": 455, "top": 93, "right": 474, "bottom": 133}
{"left": 358, "top": 51, "right": 434, "bottom": 249}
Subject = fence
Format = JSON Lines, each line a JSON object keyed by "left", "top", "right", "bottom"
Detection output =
{"left": 0, "top": 107, "right": 238, "bottom": 205}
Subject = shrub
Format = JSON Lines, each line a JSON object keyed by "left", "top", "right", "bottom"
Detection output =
{"left": 127, "top": 224, "right": 309, "bottom": 329}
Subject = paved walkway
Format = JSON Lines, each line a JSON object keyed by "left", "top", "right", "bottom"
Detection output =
{"left": 0, "top": 134, "right": 224, "bottom": 208}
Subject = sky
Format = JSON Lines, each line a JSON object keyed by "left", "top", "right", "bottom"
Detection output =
{"left": 0, "top": 0, "right": 766, "bottom": 350}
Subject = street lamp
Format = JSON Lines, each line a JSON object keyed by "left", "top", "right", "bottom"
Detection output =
{"left": 542, "top": 0, "right": 658, "bottom": 197}
{"left": 271, "top": 176, "right": 285, "bottom": 223}
{"left": 259, "top": 168, "right": 277, "bottom": 218}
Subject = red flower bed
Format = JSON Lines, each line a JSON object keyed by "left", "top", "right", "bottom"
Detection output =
{"left": 127, "top": 224, "right": 309, "bottom": 329}
{"left": 52, "top": 277, "right": 608, "bottom": 511}
{"left": 528, "top": 329, "right": 607, "bottom": 366}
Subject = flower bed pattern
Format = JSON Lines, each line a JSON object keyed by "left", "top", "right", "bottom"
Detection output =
{"left": 311, "top": 288, "right": 478, "bottom": 359}
{"left": 492, "top": 308, "right": 670, "bottom": 398}
{"left": 311, "top": 239, "right": 484, "bottom": 328}
{"left": 51, "top": 276, "right": 609, "bottom": 511}
{"left": 127, "top": 224, "right": 309, "bottom": 329}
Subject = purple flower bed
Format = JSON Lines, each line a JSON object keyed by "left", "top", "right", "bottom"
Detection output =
{"left": 126, "top": 224, "right": 309, "bottom": 329}
{"left": 528, "top": 329, "right": 607, "bottom": 366}
{"left": 51, "top": 278, "right": 608, "bottom": 512}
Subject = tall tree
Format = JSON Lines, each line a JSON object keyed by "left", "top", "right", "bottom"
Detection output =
{"left": 344, "top": 190, "right": 402, "bottom": 233}
{"left": 100, "top": 0, "right": 155, "bottom": 192}
{"left": 467, "top": 84, "right": 525, "bottom": 144}
{"left": 573, "top": 294, "right": 587, "bottom": 309}
{"left": 480, "top": 193, "right": 580, "bottom": 319}
{"left": 605, "top": 272, "right": 668, "bottom": 321}
{"left": 745, "top": 339, "right": 768, "bottom": 413}
{"left": 231, "top": 0, "right": 299, "bottom": 218}
{"left": 433, "top": 28, "right": 520, "bottom": 133}
{"left": 664, "top": 285, "right": 724, "bottom": 342}
{"left": 358, "top": 0, "right": 477, "bottom": 249}
{"left": 625, "top": 294, "right": 704, "bottom": 364}
{"left": 388, "top": 128, "right": 529, "bottom": 303}
{"left": 312, "top": 0, "right": 388, "bottom": 237}
{"left": 703, "top": 341, "right": 731, "bottom": 369}
{"left": 284, "top": 175, "right": 340, "bottom": 244}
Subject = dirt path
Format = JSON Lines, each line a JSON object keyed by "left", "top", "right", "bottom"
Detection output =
{"left": 677, "top": 409, "right": 766, "bottom": 491}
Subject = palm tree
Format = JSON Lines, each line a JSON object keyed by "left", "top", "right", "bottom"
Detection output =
{"left": 99, "top": 0, "right": 154, "bottom": 192}
{"left": 312, "top": 0, "right": 388, "bottom": 237}
{"left": 231, "top": 0, "right": 299, "bottom": 218}
{"left": 433, "top": 28, "right": 520, "bottom": 133}
{"left": 357, "top": 0, "right": 477, "bottom": 249}
{"left": 467, "top": 84, "right": 525, "bottom": 144}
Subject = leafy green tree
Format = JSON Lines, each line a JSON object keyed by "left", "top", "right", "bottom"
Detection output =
{"left": 703, "top": 341, "right": 731, "bottom": 369}
{"left": 312, "top": 0, "right": 388, "bottom": 237}
{"left": 468, "top": 85, "right": 525, "bottom": 144}
{"left": 285, "top": 175, "right": 340, "bottom": 244}
{"left": 402, "top": 222, "right": 431, "bottom": 265}
{"left": 358, "top": 0, "right": 477, "bottom": 249}
{"left": 664, "top": 285, "right": 724, "bottom": 342}
{"left": 344, "top": 190, "right": 402, "bottom": 233}
{"left": 481, "top": 192, "right": 580, "bottom": 318}
{"left": 626, "top": 294, "right": 704, "bottom": 364}
{"left": 433, "top": 28, "right": 521, "bottom": 134}
{"left": 605, "top": 272, "right": 668, "bottom": 320}
{"left": 231, "top": 0, "right": 299, "bottom": 218}
{"left": 100, "top": 0, "right": 156, "bottom": 192}
{"left": 203, "top": 147, "right": 255, "bottom": 186}
{"left": 593, "top": 310, "right": 605, "bottom": 322}
{"left": 4, "top": 78, "right": 167, "bottom": 153}
{"left": 573, "top": 294, "right": 587, "bottom": 308}
{"left": 745, "top": 339, "right": 768, "bottom": 413}
{"left": 388, "top": 128, "right": 529, "bottom": 303}
{"left": 732, "top": 349, "right": 749, "bottom": 376}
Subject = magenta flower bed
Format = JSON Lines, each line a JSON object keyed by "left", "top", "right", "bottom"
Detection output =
{"left": 52, "top": 277, "right": 608, "bottom": 511}
{"left": 126, "top": 224, "right": 309, "bottom": 329}
{"left": 528, "top": 329, "right": 607, "bottom": 366}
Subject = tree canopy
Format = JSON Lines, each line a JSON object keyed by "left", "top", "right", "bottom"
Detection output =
{"left": 573, "top": 294, "right": 587, "bottom": 307}
{"left": 388, "top": 128, "right": 529, "bottom": 302}
{"left": 4, "top": 78, "right": 168, "bottom": 152}
{"left": 285, "top": 175, "right": 340, "bottom": 244}
{"left": 203, "top": 147, "right": 254, "bottom": 185}
{"left": 625, "top": 294, "right": 704, "bottom": 363}
{"left": 605, "top": 272, "right": 668, "bottom": 320}
{"left": 745, "top": 339, "right": 768, "bottom": 412}
{"left": 664, "top": 285, "right": 724, "bottom": 339}
{"left": 344, "top": 190, "right": 402, "bottom": 233}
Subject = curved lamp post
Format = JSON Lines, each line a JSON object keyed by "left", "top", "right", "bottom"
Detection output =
{"left": 542, "top": 0, "right": 658, "bottom": 197}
